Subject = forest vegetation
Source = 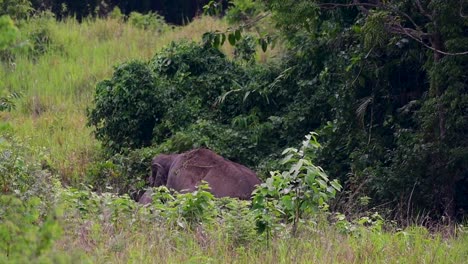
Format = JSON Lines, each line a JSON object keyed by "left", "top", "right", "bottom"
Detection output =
{"left": 1, "top": 0, "right": 467, "bottom": 262}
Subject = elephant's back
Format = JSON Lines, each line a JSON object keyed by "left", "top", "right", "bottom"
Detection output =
{"left": 169, "top": 148, "right": 261, "bottom": 199}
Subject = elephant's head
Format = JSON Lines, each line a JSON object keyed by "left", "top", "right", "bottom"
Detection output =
{"left": 149, "top": 155, "right": 171, "bottom": 187}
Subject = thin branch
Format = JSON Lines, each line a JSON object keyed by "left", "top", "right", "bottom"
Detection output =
{"left": 318, "top": 1, "right": 468, "bottom": 56}
{"left": 391, "top": 23, "right": 468, "bottom": 56}
{"left": 240, "top": 12, "right": 271, "bottom": 30}
{"left": 318, "top": 2, "right": 380, "bottom": 10}
{"left": 415, "top": 0, "right": 432, "bottom": 19}
{"left": 461, "top": 0, "right": 468, "bottom": 18}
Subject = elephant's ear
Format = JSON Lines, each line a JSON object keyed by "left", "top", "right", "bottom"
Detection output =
{"left": 150, "top": 162, "right": 165, "bottom": 186}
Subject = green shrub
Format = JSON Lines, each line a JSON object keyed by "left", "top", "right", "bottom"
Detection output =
{"left": 225, "top": 0, "right": 265, "bottom": 24}
{"left": 128, "top": 11, "right": 168, "bottom": 33}
{"left": 0, "top": 15, "right": 19, "bottom": 62}
{"left": 0, "top": 135, "right": 57, "bottom": 207}
{"left": 87, "top": 60, "right": 166, "bottom": 152}
{"left": 0, "top": 195, "right": 63, "bottom": 263}
{"left": 0, "top": 91, "right": 21, "bottom": 112}
{"left": 252, "top": 133, "right": 342, "bottom": 234}
{"left": 24, "top": 12, "right": 59, "bottom": 58}
{"left": 109, "top": 6, "right": 123, "bottom": 21}
{"left": 217, "top": 198, "right": 258, "bottom": 246}
{"left": 0, "top": 0, "right": 32, "bottom": 20}
{"left": 0, "top": 15, "right": 19, "bottom": 51}
{"left": 234, "top": 34, "right": 257, "bottom": 62}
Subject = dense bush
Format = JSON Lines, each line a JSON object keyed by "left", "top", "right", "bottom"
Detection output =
{"left": 87, "top": 60, "right": 165, "bottom": 152}
{"left": 262, "top": 0, "right": 468, "bottom": 220}
{"left": 0, "top": 136, "right": 65, "bottom": 261}
{"left": 0, "top": 0, "right": 32, "bottom": 20}
{"left": 225, "top": 0, "right": 265, "bottom": 24}
{"left": 88, "top": 41, "right": 283, "bottom": 167}
{"left": 128, "top": 11, "right": 168, "bottom": 33}
{"left": 0, "top": 135, "right": 57, "bottom": 204}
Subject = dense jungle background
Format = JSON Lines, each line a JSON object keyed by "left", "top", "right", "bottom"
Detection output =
{"left": 1, "top": 0, "right": 467, "bottom": 262}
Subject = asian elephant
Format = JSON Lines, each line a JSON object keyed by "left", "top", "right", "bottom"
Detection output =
{"left": 138, "top": 148, "right": 261, "bottom": 204}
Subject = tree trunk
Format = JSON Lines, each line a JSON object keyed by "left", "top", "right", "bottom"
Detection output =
{"left": 430, "top": 27, "right": 455, "bottom": 218}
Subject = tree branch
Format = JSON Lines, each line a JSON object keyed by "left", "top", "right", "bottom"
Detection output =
{"left": 390, "top": 23, "right": 468, "bottom": 56}
{"left": 318, "top": 1, "right": 468, "bottom": 56}
{"left": 460, "top": 0, "right": 468, "bottom": 18}
{"left": 415, "top": 0, "right": 432, "bottom": 19}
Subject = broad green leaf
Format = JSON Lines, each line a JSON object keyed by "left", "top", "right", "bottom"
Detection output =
{"left": 235, "top": 29, "right": 242, "bottom": 40}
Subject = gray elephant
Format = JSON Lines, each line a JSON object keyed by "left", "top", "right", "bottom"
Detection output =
{"left": 138, "top": 148, "right": 261, "bottom": 204}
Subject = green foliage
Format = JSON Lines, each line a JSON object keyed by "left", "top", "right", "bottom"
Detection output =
{"left": 225, "top": 0, "right": 265, "bottom": 24}
{"left": 25, "top": 12, "right": 59, "bottom": 57}
{"left": 1, "top": 11, "right": 62, "bottom": 62}
{"left": 0, "top": 195, "right": 62, "bottom": 262}
{"left": 0, "top": 136, "right": 57, "bottom": 208}
{"left": 262, "top": 0, "right": 468, "bottom": 220}
{"left": 87, "top": 60, "right": 165, "bottom": 152}
{"left": 0, "top": 15, "right": 19, "bottom": 51}
{"left": 334, "top": 212, "right": 385, "bottom": 235}
{"left": 234, "top": 34, "right": 257, "bottom": 62}
{"left": 253, "top": 132, "right": 342, "bottom": 234}
{"left": 0, "top": 0, "right": 33, "bottom": 20}
{"left": 128, "top": 11, "right": 168, "bottom": 33}
{"left": 0, "top": 91, "right": 21, "bottom": 112}
{"left": 89, "top": 40, "right": 281, "bottom": 165}
{"left": 85, "top": 147, "right": 160, "bottom": 196}
{"left": 217, "top": 198, "right": 258, "bottom": 246}
{"left": 170, "top": 182, "right": 217, "bottom": 227}
{"left": 108, "top": 6, "right": 123, "bottom": 21}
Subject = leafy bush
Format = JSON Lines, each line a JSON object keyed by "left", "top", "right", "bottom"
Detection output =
{"left": 0, "top": 135, "right": 57, "bottom": 206}
{"left": 23, "top": 12, "right": 59, "bottom": 58}
{"left": 0, "top": 91, "right": 21, "bottom": 112}
{"left": 0, "top": 0, "right": 32, "bottom": 20}
{"left": 0, "top": 15, "right": 19, "bottom": 62}
{"left": 234, "top": 34, "right": 257, "bottom": 62}
{"left": 225, "top": 0, "right": 265, "bottom": 24}
{"left": 1, "top": 11, "right": 61, "bottom": 62}
{"left": 0, "top": 196, "right": 63, "bottom": 263}
{"left": 217, "top": 198, "right": 258, "bottom": 246}
{"left": 128, "top": 11, "right": 168, "bottom": 33}
{"left": 88, "top": 41, "right": 254, "bottom": 154}
{"left": 252, "top": 133, "right": 342, "bottom": 234}
{"left": 0, "top": 15, "right": 19, "bottom": 51}
{"left": 108, "top": 6, "right": 124, "bottom": 21}
{"left": 170, "top": 183, "right": 217, "bottom": 227}
{"left": 87, "top": 60, "right": 166, "bottom": 152}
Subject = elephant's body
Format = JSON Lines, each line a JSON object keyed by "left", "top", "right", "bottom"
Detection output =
{"left": 139, "top": 149, "right": 260, "bottom": 204}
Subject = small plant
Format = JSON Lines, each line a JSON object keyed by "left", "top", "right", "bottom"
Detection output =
{"left": 169, "top": 182, "right": 217, "bottom": 228}
{"left": 109, "top": 6, "right": 124, "bottom": 21}
{"left": 252, "top": 132, "right": 342, "bottom": 235}
{"left": 0, "top": 91, "right": 21, "bottom": 112}
{"left": 0, "top": 15, "right": 19, "bottom": 51}
{"left": 0, "top": 0, "right": 33, "bottom": 20}
{"left": 128, "top": 11, "right": 168, "bottom": 33}
{"left": 234, "top": 34, "right": 257, "bottom": 62}
{"left": 0, "top": 195, "right": 62, "bottom": 262}
{"left": 217, "top": 198, "right": 258, "bottom": 246}
{"left": 225, "top": 0, "right": 265, "bottom": 24}
{"left": 333, "top": 212, "right": 384, "bottom": 235}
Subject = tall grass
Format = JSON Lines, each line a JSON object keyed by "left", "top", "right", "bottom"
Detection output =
{"left": 54, "top": 218, "right": 468, "bottom": 263}
{"left": 1, "top": 16, "right": 234, "bottom": 182}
